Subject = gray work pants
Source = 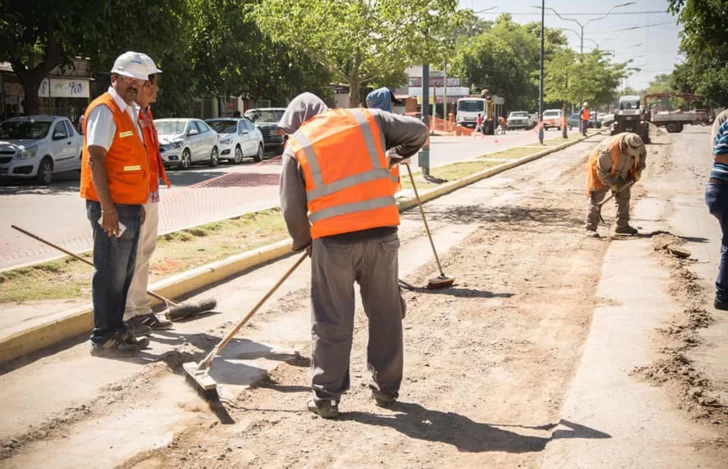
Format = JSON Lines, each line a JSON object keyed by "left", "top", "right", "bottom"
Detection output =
{"left": 310, "top": 232, "right": 404, "bottom": 404}
{"left": 585, "top": 185, "right": 631, "bottom": 230}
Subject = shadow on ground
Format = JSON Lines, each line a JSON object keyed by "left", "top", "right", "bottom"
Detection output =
{"left": 402, "top": 204, "right": 582, "bottom": 230}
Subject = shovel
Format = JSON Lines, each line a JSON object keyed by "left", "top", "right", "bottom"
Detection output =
{"left": 597, "top": 181, "right": 635, "bottom": 225}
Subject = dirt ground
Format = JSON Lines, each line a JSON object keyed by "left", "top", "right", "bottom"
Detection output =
{"left": 2, "top": 129, "right": 727, "bottom": 469}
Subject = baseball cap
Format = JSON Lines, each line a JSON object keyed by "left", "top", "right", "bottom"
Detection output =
{"left": 139, "top": 53, "right": 163, "bottom": 76}
{"left": 625, "top": 133, "right": 643, "bottom": 156}
{"left": 110, "top": 52, "right": 149, "bottom": 80}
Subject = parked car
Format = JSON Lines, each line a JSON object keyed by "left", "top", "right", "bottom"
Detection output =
{"left": 244, "top": 108, "right": 287, "bottom": 153}
{"left": 0, "top": 115, "right": 83, "bottom": 184}
{"left": 506, "top": 111, "right": 532, "bottom": 130}
{"left": 205, "top": 118, "right": 264, "bottom": 163}
{"left": 567, "top": 113, "right": 580, "bottom": 130}
{"left": 529, "top": 113, "right": 539, "bottom": 128}
{"left": 542, "top": 109, "right": 563, "bottom": 130}
{"left": 155, "top": 118, "right": 219, "bottom": 169}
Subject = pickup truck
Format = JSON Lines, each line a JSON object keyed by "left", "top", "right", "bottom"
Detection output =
{"left": 0, "top": 115, "right": 83, "bottom": 184}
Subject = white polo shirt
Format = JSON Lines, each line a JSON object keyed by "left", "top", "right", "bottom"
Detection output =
{"left": 85, "top": 87, "right": 144, "bottom": 151}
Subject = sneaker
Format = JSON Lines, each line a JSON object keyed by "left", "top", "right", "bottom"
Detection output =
{"left": 372, "top": 390, "right": 397, "bottom": 408}
{"left": 615, "top": 225, "right": 638, "bottom": 235}
{"left": 714, "top": 298, "right": 728, "bottom": 311}
{"left": 125, "top": 316, "right": 152, "bottom": 337}
{"left": 90, "top": 330, "right": 149, "bottom": 356}
{"left": 138, "top": 313, "right": 174, "bottom": 331}
{"left": 585, "top": 229, "right": 600, "bottom": 238}
{"left": 307, "top": 399, "right": 340, "bottom": 419}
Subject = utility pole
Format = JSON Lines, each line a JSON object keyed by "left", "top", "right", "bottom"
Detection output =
{"left": 420, "top": 64, "right": 430, "bottom": 177}
{"left": 538, "top": 0, "right": 545, "bottom": 145}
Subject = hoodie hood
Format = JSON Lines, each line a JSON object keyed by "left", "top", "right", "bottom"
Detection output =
{"left": 365, "top": 87, "right": 393, "bottom": 112}
{"left": 279, "top": 93, "right": 329, "bottom": 134}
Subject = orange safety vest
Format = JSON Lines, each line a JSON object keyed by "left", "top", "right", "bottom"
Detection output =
{"left": 585, "top": 135, "right": 638, "bottom": 196}
{"left": 581, "top": 108, "right": 590, "bottom": 121}
{"left": 287, "top": 108, "right": 400, "bottom": 239}
{"left": 138, "top": 107, "right": 170, "bottom": 193}
{"left": 80, "top": 93, "right": 150, "bottom": 205}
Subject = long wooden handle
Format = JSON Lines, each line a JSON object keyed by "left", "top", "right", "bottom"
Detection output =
{"left": 10, "top": 224, "right": 177, "bottom": 306}
{"left": 404, "top": 163, "right": 445, "bottom": 276}
{"left": 198, "top": 248, "right": 309, "bottom": 369}
{"left": 598, "top": 180, "right": 635, "bottom": 208}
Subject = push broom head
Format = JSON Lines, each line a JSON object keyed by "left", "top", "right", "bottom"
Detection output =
{"left": 427, "top": 274, "right": 456, "bottom": 289}
{"left": 183, "top": 361, "right": 220, "bottom": 402}
{"left": 166, "top": 298, "right": 218, "bottom": 321}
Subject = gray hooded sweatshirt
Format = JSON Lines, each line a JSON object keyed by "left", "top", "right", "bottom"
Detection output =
{"left": 279, "top": 92, "right": 428, "bottom": 251}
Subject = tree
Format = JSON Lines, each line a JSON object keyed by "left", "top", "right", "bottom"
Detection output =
{"left": 0, "top": 0, "right": 187, "bottom": 114}
{"left": 544, "top": 49, "right": 628, "bottom": 109}
{"left": 646, "top": 74, "right": 673, "bottom": 95}
{"left": 668, "top": 0, "right": 728, "bottom": 106}
{"left": 255, "top": 0, "right": 463, "bottom": 107}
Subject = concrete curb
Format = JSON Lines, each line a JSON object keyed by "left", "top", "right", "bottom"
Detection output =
{"left": 0, "top": 132, "right": 599, "bottom": 366}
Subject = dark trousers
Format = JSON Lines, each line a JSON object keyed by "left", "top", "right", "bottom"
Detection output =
{"left": 86, "top": 200, "right": 142, "bottom": 343}
{"left": 705, "top": 182, "right": 728, "bottom": 301}
{"left": 309, "top": 232, "right": 405, "bottom": 404}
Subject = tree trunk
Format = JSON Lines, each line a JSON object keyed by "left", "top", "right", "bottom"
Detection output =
{"left": 17, "top": 72, "right": 45, "bottom": 115}
{"left": 348, "top": 78, "right": 361, "bottom": 108}
{"left": 562, "top": 102, "right": 568, "bottom": 139}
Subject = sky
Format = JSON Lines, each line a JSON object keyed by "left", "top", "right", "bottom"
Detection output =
{"left": 458, "top": 0, "right": 682, "bottom": 90}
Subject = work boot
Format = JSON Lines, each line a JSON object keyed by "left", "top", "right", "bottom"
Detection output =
{"left": 615, "top": 225, "right": 638, "bottom": 235}
{"left": 714, "top": 298, "right": 728, "bottom": 311}
{"left": 371, "top": 389, "right": 397, "bottom": 408}
{"left": 307, "top": 399, "right": 339, "bottom": 419}
{"left": 137, "top": 313, "right": 174, "bottom": 331}
{"left": 585, "top": 228, "right": 600, "bottom": 238}
{"left": 125, "top": 316, "right": 153, "bottom": 337}
{"left": 90, "top": 329, "right": 150, "bottom": 357}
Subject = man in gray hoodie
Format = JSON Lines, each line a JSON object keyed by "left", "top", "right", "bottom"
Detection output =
{"left": 279, "top": 93, "right": 428, "bottom": 418}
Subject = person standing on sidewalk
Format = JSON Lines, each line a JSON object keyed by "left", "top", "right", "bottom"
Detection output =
{"left": 124, "top": 53, "right": 173, "bottom": 336}
{"left": 80, "top": 51, "right": 151, "bottom": 355}
{"left": 584, "top": 132, "right": 646, "bottom": 238}
{"left": 580, "top": 102, "right": 590, "bottom": 137}
{"left": 279, "top": 93, "right": 428, "bottom": 419}
{"left": 705, "top": 109, "right": 728, "bottom": 310}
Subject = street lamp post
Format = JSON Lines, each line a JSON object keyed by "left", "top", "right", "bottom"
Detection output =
{"left": 539, "top": 0, "right": 545, "bottom": 144}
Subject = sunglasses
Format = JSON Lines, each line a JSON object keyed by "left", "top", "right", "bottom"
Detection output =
{"left": 117, "top": 75, "right": 146, "bottom": 87}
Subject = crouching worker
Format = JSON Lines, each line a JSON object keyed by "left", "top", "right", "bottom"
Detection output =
{"left": 278, "top": 93, "right": 428, "bottom": 418}
{"left": 585, "top": 132, "right": 646, "bottom": 238}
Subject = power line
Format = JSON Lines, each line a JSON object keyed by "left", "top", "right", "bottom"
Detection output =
{"left": 476, "top": 10, "right": 670, "bottom": 16}
{"left": 589, "top": 21, "right": 676, "bottom": 34}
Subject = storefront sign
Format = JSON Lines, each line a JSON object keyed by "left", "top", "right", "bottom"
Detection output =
{"left": 38, "top": 78, "right": 90, "bottom": 98}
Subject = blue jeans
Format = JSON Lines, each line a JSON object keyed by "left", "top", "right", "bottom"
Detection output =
{"left": 86, "top": 201, "right": 142, "bottom": 343}
{"left": 581, "top": 120, "right": 588, "bottom": 135}
{"left": 705, "top": 182, "right": 728, "bottom": 301}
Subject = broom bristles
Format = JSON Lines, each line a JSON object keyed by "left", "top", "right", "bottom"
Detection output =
{"left": 166, "top": 298, "right": 218, "bottom": 321}
{"left": 426, "top": 276, "right": 456, "bottom": 289}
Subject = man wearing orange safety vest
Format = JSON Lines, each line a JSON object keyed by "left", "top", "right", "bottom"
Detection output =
{"left": 80, "top": 52, "right": 152, "bottom": 355}
{"left": 123, "top": 53, "right": 174, "bottom": 336}
{"left": 585, "top": 132, "right": 646, "bottom": 238}
{"left": 580, "top": 102, "right": 590, "bottom": 137}
{"left": 279, "top": 93, "right": 428, "bottom": 419}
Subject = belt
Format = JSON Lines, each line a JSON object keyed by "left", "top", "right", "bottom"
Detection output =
{"left": 709, "top": 178, "right": 728, "bottom": 184}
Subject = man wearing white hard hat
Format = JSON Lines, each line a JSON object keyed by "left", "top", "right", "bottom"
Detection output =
{"left": 580, "top": 102, "right": 590, "bottom": 137}
{"left": 584, "top": 132, "right": 646, "bottom": 237}
{"left": 80, "top": 51, "right": 152, "bottom": 355}
{"left": 123, "top": 53, "right": 174, "bottom": 335}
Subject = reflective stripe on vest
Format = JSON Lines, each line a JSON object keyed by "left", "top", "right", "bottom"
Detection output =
{"left": 293, "top": 109, "right": 391, "bottom": 205}
{"left": 309, "top": 195, "right": 396, "bottom": 222}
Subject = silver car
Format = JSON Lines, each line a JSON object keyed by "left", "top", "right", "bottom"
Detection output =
{"left": 155, "top": 118, "right": 220, "bottom": 169}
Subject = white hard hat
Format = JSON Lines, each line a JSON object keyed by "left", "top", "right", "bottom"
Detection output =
{"left": 583, "top": 102, "right": 589, "bottom": 107}
{"left": 139, "top": 53, "right": 162, "bottom": 75}
{"left": 110, "top": 51, "right": 149, "bottom": 80}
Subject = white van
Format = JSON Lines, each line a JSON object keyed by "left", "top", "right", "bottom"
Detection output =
{"left": 542, "top": 109, "right": 563, "bottom": 130}
{"left": 456, "top": 98, "right": 486, "bottom": 130}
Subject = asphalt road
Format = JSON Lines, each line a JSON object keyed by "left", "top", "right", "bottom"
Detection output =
{"left": 0, "top": 129, "right": 546, "bottom": 269}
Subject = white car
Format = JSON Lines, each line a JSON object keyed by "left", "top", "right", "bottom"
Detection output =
{"left": 205, "top": 118, "right": 264, "bottom": 163}
{"left": 155, "top": 118, "right": 219, "bottom": 169}
{"left": 0, "top": 115, "right": 83, "bottom": 184}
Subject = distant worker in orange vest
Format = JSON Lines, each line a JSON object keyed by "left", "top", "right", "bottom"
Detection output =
{"left": 80, "top": 51, "right": 152, "bottom": 356}
{"left": 279, "top": 93, "right": 428, "bottom": 419}
{"left": 580, "top": 102, "right": 590, "bottom": 137}
{"left": 123, "top": 53, "right": 174, "bottom": 336}
{"left": 585, "top": 133, "right": 646, "bottom": 238}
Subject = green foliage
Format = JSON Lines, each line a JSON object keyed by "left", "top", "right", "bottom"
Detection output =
{"left": 255, "top": 0, "right": 463, "bottom": 107}
{"left": 544, "top": 49, "right": 628, "bottom": 108}
{"left": 668, "top": 0, "right": 728, "bottom": 106}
